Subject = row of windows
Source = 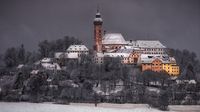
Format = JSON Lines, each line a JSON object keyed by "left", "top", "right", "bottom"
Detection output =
{"left": 124, "top": 58, "right": 129, "bottom": 60}
{"left": 103, "top": 46, "right": 122, "bottom": 49}
{"left": 67, "top": 51, "right": 88, "bottom": 53}
{"left": 171, "top": 71, "right": 179, "bottom": 73}
{"left": 163, "top": 67, "right": 170, "bottom": 69}
{"left": 143, "top": 65, "right": 179, "bottom": 70}
{"left": 143, "top": 52, "right": 164, "bottom": 54}
{"left": 163, "top": 67, "right": 179, "bottom": 70}
{"left": 94, "top": 58, "right": 103, "bottom": 61}
{"left": 163, "top": 64, "right": 170, "bottom": 66}
{"left": 143, "top": 66, "right": 179, "bottom": 69}
{"left": 152, "top": 67, "right": 162, "bottom": 69}
{"left": 145, "top": 48, "right": 164, "bottom": 51}
{"left": 172, "top": 67, "right": 179, "bottom": 70}
{"left": 143, "top": 63, "right": 162, "bottom": 66}
{"left": 95, "top": 60, "right": 103, "bottom": 64}
{"left": 143, "top": 68, "right": 179, "bottom": 74}
{"left": 154, "top": 64, "right": 162, "bottom": 66}
{"left": 143, "top": 64, "right": 178, "bottom": 66}
{"left": 69, "top": 48, "right": 87, "bottom": 50}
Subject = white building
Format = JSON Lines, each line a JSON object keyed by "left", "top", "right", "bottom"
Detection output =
{"left": 66, "top": 45, "right": 89, "bottom": 59}
{"left": 35, "top": 58, "right": 61, "bottom": 70}
{"left": 54, "top": 45, "right": 89, "bottom": 59}
{"left": 134, "top": 40, "right": 166, "bottom": 54}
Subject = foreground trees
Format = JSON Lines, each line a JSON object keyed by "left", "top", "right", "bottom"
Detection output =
{"left": 136, "top": 70, "right": 170, "bottom": 88}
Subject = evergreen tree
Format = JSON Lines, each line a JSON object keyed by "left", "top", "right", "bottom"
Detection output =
{"left": 38, "top": 40, "right": 51, "bottom": 58}
{"left": 18, "top": 44, "right": 25, "bottom": 64}
{"left": 4, "top": 47, "right": 18, "bottom": 67}
{"left": 159, "top": 90, "right": 169, "bottom": 110}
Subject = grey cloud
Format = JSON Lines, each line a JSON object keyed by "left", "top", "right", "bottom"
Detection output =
{"left": 0, "top": 0, "right": 199, "bottom": 58}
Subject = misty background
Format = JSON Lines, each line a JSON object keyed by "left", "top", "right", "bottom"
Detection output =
{"left": 0, "top": 0, "right": 199, "bottom": 58}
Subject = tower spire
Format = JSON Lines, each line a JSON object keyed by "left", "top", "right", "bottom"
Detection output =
{"left": 93, "top": 8, "right": 103, "bottom": 52}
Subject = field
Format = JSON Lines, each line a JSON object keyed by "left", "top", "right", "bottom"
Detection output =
{"left": 0, "top": 102, "right": 199, "bottom": 112}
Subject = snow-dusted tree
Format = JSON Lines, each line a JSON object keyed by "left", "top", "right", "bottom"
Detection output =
{"left": 26, "top": 72, "right": 47, "bottom": 102}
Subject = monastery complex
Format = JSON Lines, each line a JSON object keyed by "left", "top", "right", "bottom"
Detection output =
{"left": 55, "top": 10, "right": 180, "bottom": 76}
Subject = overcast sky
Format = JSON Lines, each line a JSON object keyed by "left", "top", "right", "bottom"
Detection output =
{"left": 0, "top": 0, "right": 200, "bottom": 58}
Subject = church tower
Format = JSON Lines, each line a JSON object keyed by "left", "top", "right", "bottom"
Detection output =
{"left": 93, "top": 9, "right": 103, "bottom": 52}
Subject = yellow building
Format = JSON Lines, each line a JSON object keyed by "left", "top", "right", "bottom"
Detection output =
{"left": 162, "top": 63, "right": 179, "bottom": 76}
{"left": 141, "top": 56, "right": 180, "bottom": 76}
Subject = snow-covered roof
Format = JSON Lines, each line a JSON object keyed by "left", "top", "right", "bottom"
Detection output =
{"left": 126, "top": 40, "right": 136, "bottom": 46}
{"left": 41, "top": 63, "right": 61, "bottom": 70}
{"left": 140, "top": 54, "right": 176, "bottom": 64}
{"left": 116, "top": 49, "right": 133, "bottom": 53}
{"left": 94, "top": 11, "right": 103, "bottom": 22}
{"left": 146, "top": 87, "right": 160, "bottom": 94}
{"left": 176, "top": 80, "right": 196, "bottom": 84}
{"left": 104, "top": 52, "right": 130, "bottom": 58}
{"left": 94, "top": 18, "right": 103, "bottom": 22}
{"left": 122, "top": 46, "right": 144, "bottom": 51}
{"left": 30, "top": 70, "right": 39, "bottom": 75}
{"left": 95, "top": 52, "right": 130, "bottom": 58}
{"left": 96, "top": 12, "right": 101, "bottom": 16}
{"left": 67, "top": 45, "right": 89, "bottom": 52}
{"left": 135, "top": 40, "right": 166, "bottom": 48}
{"left": 141, "top": 57, "right": 161, "bottom": 63}
{"left": 54, "top": 52, "right": 65, "bottom": 59}
{"left": 141, "top": 54, "right": 169, "bottom": 59}
{"left": 17, "top": 64, "right": 24, "bottom": 69}
{"left": 102, "top": 33, "right": 127, "bottom": 45}
{"left": 41, "top": 58, "right": 52, "bottom": 63}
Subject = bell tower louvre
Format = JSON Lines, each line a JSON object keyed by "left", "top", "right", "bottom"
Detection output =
{"left": 93, "top": 9, "right": 103, "bottom": 52}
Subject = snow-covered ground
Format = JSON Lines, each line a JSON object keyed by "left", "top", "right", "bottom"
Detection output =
{"left": 0, "top": 102, "right": 199, "bottom": 112}
{"left": 169, "top": 105, "right": 200, "bottom": 112}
